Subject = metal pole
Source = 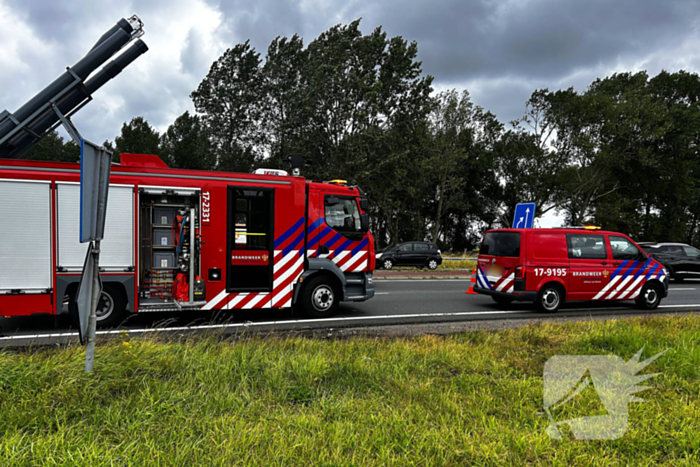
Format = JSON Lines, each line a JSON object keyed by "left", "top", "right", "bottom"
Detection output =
{"left": 84, "top": 239, "right": 100, "bottom": 372}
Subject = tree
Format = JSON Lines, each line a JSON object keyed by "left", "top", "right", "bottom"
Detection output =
{"left": 160, "top": 111, "right": 214, "bottom": 170}
{"left": 191, "top": 40, "right": 264, "bottom": 172}
{"left": 114, "top": 116, "right": 160, "bottom": 155}
{"left": 22, "top": 131, "right": 79, "bottom": 162}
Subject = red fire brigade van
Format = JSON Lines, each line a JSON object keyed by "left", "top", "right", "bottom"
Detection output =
{"left": 473, "top": 228, "right": 668, "bottom": 312}
{"left": 0, "top": 154, "right": 375, "bottom": 326}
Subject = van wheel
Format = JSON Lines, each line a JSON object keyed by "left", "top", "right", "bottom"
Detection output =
{"left": 382, "top": 259, "right": 394, "bottom": 270}
{"left": 636, "top": 283, "right": 662, "bottom": 310}
{"left": 537, "top": 284, "right": 563, "bottom": 313}
{"left": 427, "top": 259, "right": 439, "bottom": 270}
{"left": 300, "top": 276, "right": 339, "bottom": 318}
{"left": 69, "top": 284, "right": 127, "bottom": 329}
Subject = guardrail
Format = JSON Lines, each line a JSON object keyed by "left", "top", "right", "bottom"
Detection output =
{"left": 442, "top": 257, "right": 477, "bottom": 261}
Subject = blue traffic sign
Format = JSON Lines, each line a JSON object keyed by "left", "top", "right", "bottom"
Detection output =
{"left": 513, "top": 202, "right": 536, "bottom": 229}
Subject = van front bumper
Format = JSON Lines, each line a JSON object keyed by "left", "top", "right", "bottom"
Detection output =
{"left": 473, "top": 287, "right": 537, "bottom": 302}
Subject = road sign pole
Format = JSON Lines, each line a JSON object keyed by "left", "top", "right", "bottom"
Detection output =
{"left": 84, "top": 239, "right": 100, "bottom": 372}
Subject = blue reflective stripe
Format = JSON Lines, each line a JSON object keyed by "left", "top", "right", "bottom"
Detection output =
{"left": 611, "top": 261, "right": 629, "bottom": 279}
{"left": 274, "top": 217, "right": 305, "bottom": 248}
{"left": 632, "top": 260, "right": 651, "bottom": 280}
{"left": 351, "top": 238, "right": 369, "bottom": 256}
{"left": 308, "top": 218, "right": 323, "bottom": 232}
{"left": 620, "top": 261, "right": 639, "bottom": 280}
{"left": 334, "top": 239, "right": 354, "bottom": 255}
{"left": 325, "top": 233, "right": 344, "bottom": 250}
{"left": 644, "top": 264, "right": 660, "bottom": 281}
{"left": 479, "top": 268, "right": 495, "bottom": 290}
{"left": 282, "top": 231, "right": 305, "bottom": 256}
{"left": 308, "top": 227, "right": 332, "bottom": 249}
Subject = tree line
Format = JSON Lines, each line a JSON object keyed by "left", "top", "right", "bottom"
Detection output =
{"left": 25, "top": 20, "right": 700, "bottom": 250}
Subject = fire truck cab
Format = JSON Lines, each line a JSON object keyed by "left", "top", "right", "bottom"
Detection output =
{"left": 0, "top": 154, "right": 375, "bottom": 326}
{"left": 474, "top": 227, "right": 668, "bottom": 312}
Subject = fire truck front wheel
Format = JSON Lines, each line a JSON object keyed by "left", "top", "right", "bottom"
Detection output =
{"left": 300, "top": 276, "right": 340, "bottom": 318}
{"left": 70, "top": 284, "right": 128, "bottom": 329}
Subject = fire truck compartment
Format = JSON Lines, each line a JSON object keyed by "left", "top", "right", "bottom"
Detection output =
{"left": 56, "top": 183, "right": 134, "bottom": 271}
{"left": 0, "top": 179, "right": 52, "bottom": 292}
{"left": 139, "top": 187, "right": 201, "bottom": 306}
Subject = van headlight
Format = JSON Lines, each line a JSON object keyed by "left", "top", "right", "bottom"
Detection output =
{"left": 376, "top": 253, "right": 382, "bottom": 258}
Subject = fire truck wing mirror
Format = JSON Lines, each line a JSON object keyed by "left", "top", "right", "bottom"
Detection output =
{"left": 360, "top": 213, "right": 369, "bottom": 232}
{"left": 359, "top": 198, "right": 368, "bottom": 211}
{"left": 326, "top": 196, "right": 340, "bottom": 206}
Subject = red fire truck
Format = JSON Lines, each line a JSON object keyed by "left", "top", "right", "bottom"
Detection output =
{"left": 0, "top": 154, "right": 376, "bottom": 326}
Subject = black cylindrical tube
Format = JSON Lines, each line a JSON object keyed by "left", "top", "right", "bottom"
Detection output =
{"left": 0, "top": 40, "right": 149, "bottom": 159}
{"left": 84, "top": 39, "right": 149, "bottom": 94}
{"left": 89, "top": 18, "right": 133, "bottom": 52}
{"left": 0, "top": 28, "right": 131, "bottom": 142}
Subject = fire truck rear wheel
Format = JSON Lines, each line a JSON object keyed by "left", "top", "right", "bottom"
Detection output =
{"left": 69, "top": 284, "right": 127, "bottom": 329}
{"left": 300, "top": 276, "right": 339, "bottom": 318}
{"left": 636, "top": 283, "right": 662, "bottom": 310}
{"left": 537, "top": 284, "right": 563, "bottom": 313}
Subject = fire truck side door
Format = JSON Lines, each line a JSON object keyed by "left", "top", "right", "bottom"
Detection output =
{"left": 226, "top": 186, "right": 274, "bottom": 292}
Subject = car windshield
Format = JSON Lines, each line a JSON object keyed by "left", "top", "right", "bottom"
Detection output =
{"left": 380, "top": 244, "right": 396, "bottom": 252}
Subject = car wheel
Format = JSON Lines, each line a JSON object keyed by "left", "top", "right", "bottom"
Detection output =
{"left": 382, "top": 259, "right": 394, "bottom": 270}
{"left": 427, "top": 259, "right": 438, "bottom": 270}
{"left": 300, "top": 276, "right": 339, "bottom": 318}
{"left": 492, "top": 295, "right": 513, "bottom": 306}
{"left": 636, "top": 282, "right": 662, "bottom": 310}
{"left": 537, "top": 284, "right": 563, "bottom": 313}
{"left": 69, "top": 283, "right": 127, "bottom": 329}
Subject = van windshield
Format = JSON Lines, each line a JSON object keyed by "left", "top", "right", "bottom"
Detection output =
{"left": 480, "top": 232, "right": 521, "bottom": 257}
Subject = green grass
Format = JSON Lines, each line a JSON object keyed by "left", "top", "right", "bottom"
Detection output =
{"left": 0, "top": 316, "right": 698, "bottom": 466}
{"left": 437, "top": 259, "right": 476, "bottom": 270}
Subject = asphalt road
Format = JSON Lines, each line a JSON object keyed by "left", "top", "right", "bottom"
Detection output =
{"left": 1, "top": 279, "right": 698, "bottom": 346}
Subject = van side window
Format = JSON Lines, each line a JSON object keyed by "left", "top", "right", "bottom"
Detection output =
{"left": 609, "top": 236, "right": 643, "bottom": 261}
{"left": 414, "top": 243, "right": 429, "bottom": 251}
{"left": 567, "top": 235, "right": 607, "bottom": 260}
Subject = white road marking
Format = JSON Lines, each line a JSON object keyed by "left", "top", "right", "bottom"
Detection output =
{"left": 2, "top": 306, "right": 697, "bottom": 343}
{"left": 669, "top": 288, "right": 696, "bottom": 291}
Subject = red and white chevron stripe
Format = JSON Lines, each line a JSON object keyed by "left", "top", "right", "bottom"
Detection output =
{"left": 308, "top": 249, "right": 369, "bottom": 272}
{"left": 201, "top": 249, "right": 304, "bottom": 310}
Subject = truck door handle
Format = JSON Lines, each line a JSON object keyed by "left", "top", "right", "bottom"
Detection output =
{"left": 600, "top": 262, "right": 608, "bottom": 266}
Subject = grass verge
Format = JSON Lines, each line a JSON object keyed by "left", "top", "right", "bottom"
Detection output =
{"left": 0, "top": 316, "right": 698, "bottom": 466}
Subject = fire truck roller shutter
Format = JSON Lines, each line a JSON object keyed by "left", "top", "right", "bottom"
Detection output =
{"left": 56, "top": 183, "right": 134, "bottom": 270}
{"left": 0, "top": 180, "right": 52, "bottom": 291}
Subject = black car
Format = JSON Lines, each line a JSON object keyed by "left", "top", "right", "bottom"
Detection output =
{"left": 639, "top": 242, "right": 700, "bottom": 282}
{"left": 376, "top": 241, "right": 443, "bottom": 270}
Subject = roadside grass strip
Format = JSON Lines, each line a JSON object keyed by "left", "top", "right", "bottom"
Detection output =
{"left": 0, "top": 316, "right": 698, "bottom": 466}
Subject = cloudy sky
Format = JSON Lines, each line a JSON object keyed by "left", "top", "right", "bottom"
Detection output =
{"left": 1, "top": 0, "right": 699, "bottom": 146}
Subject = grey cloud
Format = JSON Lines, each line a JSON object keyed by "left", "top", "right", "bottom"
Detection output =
{"left": 2, "top": 0, "right": 700, "bottom": 144}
